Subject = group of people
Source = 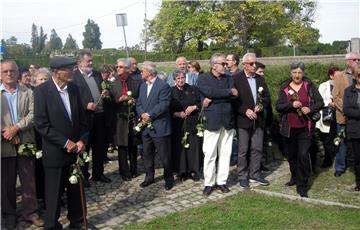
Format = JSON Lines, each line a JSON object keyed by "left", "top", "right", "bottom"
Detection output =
{"left": 1, "top": 50, "right": 359, "bottom": 229}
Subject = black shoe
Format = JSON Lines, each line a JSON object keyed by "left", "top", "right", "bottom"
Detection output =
{"left": 165, "top": 181, "right": 174, "bottom": 190}
{"left": 83, "top": 178, "right": 91, "bottom": 188}
{"left": 203, "top": 186, "right": 214, "bottom": 196}
{"left": 355, "top": 186, "right": 360, "bottom": 192}
{"left": 140, "top": 180, "right": 155, "bottom": 188}
{"left": 121, "top": 176, "right": 132, "bottom": 181}
{"left": 249, "top": 177, "right": 270, "bottom": 186}
{"left": 296, "top": 186, "right": 308, "bottom": 198}
{"left": 131, "top": 173, "right": 138, "bottom": 178}
{"left": 239, "top": 179, "right": 249, "bottom": 189}
{"left": 5, "top": 216, "right": 17, "bottom": 230}
{"left": 218, "top": 184, "right": 230, "bottom": 193}
{"left": 285, "top": 179, "right": 296, "bottom": 186}
{"left": 191, "top": 173, "right": 200, "bottom": 181}
{"left": 334, "top": 171, "right": 344, "bottom": 177}
{"left": 178, "top": 174, "right": 188, "bottom": 182}
{"left": 92, "top": 175, "right": 111, "bottom": 183}
{"left": 261, "top": 164, "right": 270, "bottom": 172}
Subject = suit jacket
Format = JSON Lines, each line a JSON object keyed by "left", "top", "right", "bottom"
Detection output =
{"left": 1, "top": 85, "right": 35, "bottom": 157}
{"left": 233, "top": 71, "right": 271, "bottom": 129}
{"left": 34, "top": 79, "right": 88, "bottom": 167}
{"left": 332, "top": 70, "right": 354, "bottom": 124}
{"left": 72, "top": 69, "right": 102, "bottom": 125}
{"left": 136, "top": 77, "right": 172, "bottom": 137}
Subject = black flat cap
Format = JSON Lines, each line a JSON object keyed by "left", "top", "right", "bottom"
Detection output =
{"left": 49, "top": 56, "right": 77, "bottom": 69}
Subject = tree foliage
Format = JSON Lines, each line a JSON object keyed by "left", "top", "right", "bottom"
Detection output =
{"left": 63, "top": 34, "right": 79, "bottom": 50}
{"left": 147, "top": 0, "right": 320, "bottom": 53}
{"left": 45, "top": 29, "right": 63, "bottom": 51}
{"left": 82, "top": 19, "right": 102, "bottom": 50}
{"left": 30, "top": 23, "right": 47, "bottom": 53}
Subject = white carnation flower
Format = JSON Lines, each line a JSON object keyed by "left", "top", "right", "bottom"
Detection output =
{"left": 35, "top": 151, "right": 43, "bottom": 159}
{"left": 109, "top": 77, "right": 116, "bottom": 82}
{"left": 127, "top": 91, "right": 132, "bottom": 96}
{"left": 258, "top": 87, "right": 264, "bottom": 93}
{"left": 197, "top": 131, "right": 204, "bottom": 137}
{"left": 184, "top": 144, "right": 190, "bottom": 149}
{"left": 69, "top": 175, "right": 78, "bottom": 184}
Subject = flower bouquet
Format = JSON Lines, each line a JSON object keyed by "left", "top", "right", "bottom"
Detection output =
{"left": 96, "top": 77, "right": 116, "bottom": 105}
{"left": 133, "top": 118, "right": 154, "bottom": 134}
{"left": 69, "top": 152, "right": 91, "bottom": 184}
{"left": 288, "top": 89, "right": 303, "bottom": 117}
{"left": 334, "top": 127, "right": 346, "bottom": 146}
{"left": 196, "top": 106, "right": 206, "bottom": 137}
{"left": 18, "top": 143, "right": 42, "bottom": 159}
{"left": 254, "top": 86, "right": 264, "bottom": 129}
{"left": 127, "top": 91, "right": 136, "bottom": 122}
{"left": 181, "top": 119, "right": 190, "bottom": 149}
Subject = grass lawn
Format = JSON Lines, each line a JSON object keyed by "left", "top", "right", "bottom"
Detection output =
{"left": 122, "top": 191, "right": 360, "bottom": 230}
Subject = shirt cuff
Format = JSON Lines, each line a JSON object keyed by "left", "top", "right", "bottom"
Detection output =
{"left": 64, "top": 139, "right": 69, "bottom": 148}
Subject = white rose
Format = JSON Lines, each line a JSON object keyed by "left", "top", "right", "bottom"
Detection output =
{"left": 288, "top": 89, "right": 294, "bottom": 95}
{"left": 197, "top": 131, "right": 204, "bottom": 137}
{"left": 127, "top": 91, "right": 132, "bottom": 96}
{"left": 184, "top": 144, "right": 190, "bottom": 149}
{"left": 268, "top": 141, "right": 272, "bottom": 147}
{"left": 258, "top": 87, "right": 264, "bottom": 93}
{"left": 109, "top": 77, "right": 116, "bottom": 82}
{"left": 35, "top": 151, "right": 43, "bottom": 159}
{"left": 69, "top": 175, "right": 78, "bottom": 184}
{"left": 134, "top": 125, "right": 142, "bottom": 132}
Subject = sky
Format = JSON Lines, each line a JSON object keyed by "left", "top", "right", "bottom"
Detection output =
{"left": 1, "top": 0, "right": 359, "bottom": 50}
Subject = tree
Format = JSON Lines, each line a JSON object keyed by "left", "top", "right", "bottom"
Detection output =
{"left": 46, "top": 29, "right": 63, "bottom": 51}
{"left": 82, "top": 19, "right": 102, "bottom": 50}
{"left": 6, "top": 36, "right": 17, "bottom": 46}
{"left": 63, "top": 34, "right": 79, "bottom": 50}
{"left": 30, "top": 23, "right": 47, "bottom": 53}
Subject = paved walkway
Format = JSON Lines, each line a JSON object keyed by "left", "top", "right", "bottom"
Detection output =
{"left": 8, "top": 153, "right": 289, "bottom": 230}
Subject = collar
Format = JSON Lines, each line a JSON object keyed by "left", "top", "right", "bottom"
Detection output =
{"left": 147, "top": 77, "right": 157, "bottom": 85}
{"left": 79, "top": 69, "right": 93, "bottom": 78}
{"left": 0, "top": 83, "right": 18, "bottom": 93}
{"left": 52, "top": 77, "right": 68, "bottom": 92}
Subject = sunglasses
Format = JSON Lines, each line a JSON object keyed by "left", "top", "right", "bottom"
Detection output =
{"left": 214, "top": 62, "right": 227, "bottom": 67}
{"left": 349, "top": 58, "right": 360, "bottom": 62}
{"left": 244, "top": 62, "right": 256, "bottom": 66}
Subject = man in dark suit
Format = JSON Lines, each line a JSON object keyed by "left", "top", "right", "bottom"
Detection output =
{"left": 233, "top": 53, "right": 271, "bottom": 189}
{"left": 136, "top": 61, "right": 174, "bottom": 190}
{"left": 72, "top": 50, "right": 111, "bottom": 186}
{"left": 34, "top": 56, "right": 89, "bottom": 229}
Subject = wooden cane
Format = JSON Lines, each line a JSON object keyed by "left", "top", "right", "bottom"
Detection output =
{"left": 77, "top": 165, "right": 88, "bottom": 230}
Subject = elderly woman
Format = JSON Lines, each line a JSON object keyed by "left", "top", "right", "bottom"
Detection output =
{"left": 276, "top": 62, "right": 323, "bottom": 197}
{"left": 34, "top": 68, "right": 51, "bottom": 86}
{"left": 343, "top": 66, "right": 360, "bottom": 192}
{"left": 170, "top": 69, "right": 202, "bottom": 181}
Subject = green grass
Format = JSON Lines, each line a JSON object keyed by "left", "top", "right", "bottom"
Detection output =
{"left": 122, "top": 191, "right": 360, "bottom": 230}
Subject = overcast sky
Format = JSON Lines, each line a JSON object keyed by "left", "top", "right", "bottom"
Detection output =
{"left": 1, "top": 0, "right": 359, "bottom": 49}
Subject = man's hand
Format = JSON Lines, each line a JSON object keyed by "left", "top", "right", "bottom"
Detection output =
{"left": 10, "top": 135, "right": 20, "bottom": 145}
{"left": 328, "top": 101, "right": 335, "bottom": 108}
{"left": 75, "top": 140, "right": 85, "bottom": 153}
{"left": 245, "top": 109, "right": 257, "bottom": 120}
{"left": 254, "top": 105, "right": 263, "bottom": 113}
{"left": 292, "top": 101, "right": 302, "bottom": 108}
{"left": 231, "top": 88, "right": 238, "bottom": 97}
{"left": 203, "top": 98, "right": 212, "bottom": 108}
{"left": 101, "top": 89, "right": 109, "bottom": 97}
{"left": 2, "top": 125, "right": 20, "bottom": 141}
{"left": 185, "top": 105, "right": 197, "bottom": 116}
{"left": 141, "top": 113, "right": 151, "bottom": 123}
{"left": 119, "top": 95, "right": 128, "bottom": 102}
{"left": 301, "top": 106, "right": 311, "bottom": 115}
{"left": 128, "top": 98, "right": 135, "bottom": 105}
{"left": 66, "top": 140, "right": 78, "bottom": 153}
{"left": 87, "top": 102, "right": 97, "bottom": 111}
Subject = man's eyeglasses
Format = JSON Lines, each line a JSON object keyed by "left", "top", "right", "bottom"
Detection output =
{"left": 244, "top": 62, "right": 256, "bottom": 66}
{"left": 348, "top": 58, "right": 360, "bottom": 62}
{"left": 214, "top": 62, "right": 227, "bottom": 67}
{"left": 116, "top": 66, "right": 125, "bottom": 69}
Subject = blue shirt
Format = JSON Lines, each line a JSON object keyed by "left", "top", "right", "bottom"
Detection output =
{"left": 0, "top": 84, "right": 18, "bottom": 125}
{"left": 246, "top": 75, "right": 257, "bottom": 103}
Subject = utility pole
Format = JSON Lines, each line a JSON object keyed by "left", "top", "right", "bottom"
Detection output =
{"left": 144, "top": 0, "right": 148, "bottom": 61}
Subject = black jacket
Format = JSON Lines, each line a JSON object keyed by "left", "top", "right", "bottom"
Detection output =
{"left": 343, "top": 84, "right": 360, "bottom": 139}
{"left": 233, "top": 71, "right": 271, "bottom": 129}
{"left": 197, "top": 72, "right": 235, "bottom": 131}
{"left": 276, "top": 77, "right": 324, "bottom": 138}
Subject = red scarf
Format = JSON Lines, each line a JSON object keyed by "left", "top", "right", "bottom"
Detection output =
{"left": 119, "top": 74, "right": 128, "bottom": 95}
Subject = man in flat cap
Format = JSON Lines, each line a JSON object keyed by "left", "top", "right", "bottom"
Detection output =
{"left": 34, "top": 56, "right": 89, "bottom": 229}
{"left": 1, "top": 59, "right": 44, "bottom": 229}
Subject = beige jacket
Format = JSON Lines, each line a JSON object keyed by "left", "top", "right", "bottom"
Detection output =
{"left": 332, "top": 70, "right": 353, "bottom": 125}
{"left": 1, "top": 85, "right": 35, "bottom": 158}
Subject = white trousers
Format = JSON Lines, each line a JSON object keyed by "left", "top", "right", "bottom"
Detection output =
{"left": 202, "top": 127, "right": 235, "bottom": 186}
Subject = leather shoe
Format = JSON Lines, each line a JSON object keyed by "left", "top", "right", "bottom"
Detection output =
{"left": 334, "top": 171, "right": 343, "bottom": 177}
{"left": 92, "top": 175, "right": 111, "bottom": 183}
{"left": 191, "top": 173, "right": 200, "bottom": 181}
{"left": 218, "top": 184, "right": 230, "bottom": 193}
{"left": 165, "top": 181, "right": 174, "bottom": 190}
{"left": 5, "top": 216, "right": 17, "bottom": 230}
{"left": 285, "top": 179, "right": 296, "bottom": 186}
{"left": 203, "top": 186, "right": 213, "bottom": 196}
{"left": 122, "top": 176, "right": 132, "bottom": 181}
{"left": 140, "top": 180, "right": 155, "bottom": 188}
{"left": 29, "top": 217, "right": 44, "bottom": 227}
{"left": 296, "top": 185, "right": 308, "bottom": 198}
{"left": 355, "top": 186, "right": 360, "bottom": 192}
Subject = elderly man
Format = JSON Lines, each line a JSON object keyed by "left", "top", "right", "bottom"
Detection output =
{"left": 197, "top": 53, "right": 238, "bottom": 196}
{"left": 110, "top": 58, "right": 142, "bottom": 180}
{"left": 226, "top": 53, "right": 240, "bottom": 76}
{"left": 34, "top": 56, "right": 89, "bottom": 229}
{"left": 166, "top": 56, "right": 198, "bottom": 86}
{"left": 72, "top": 50, "right": 111, "bottom": 186}
{"left": 1, "top": 59, "right": 44, "bottom": 229}
{"left": 332, "top": 51, "right": 359, "bottom": 177}
{"left": 128, "top": 57, "right": 142, "bottom": 80}
{"left": 233, "top": 53, "right": 271, "bottom": 188}
{"left": 136, "top": 61, "right": 174, "bottom": 190}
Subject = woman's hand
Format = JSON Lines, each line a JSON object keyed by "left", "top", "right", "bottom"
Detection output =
{"left": 301, "top": 106, "right": 311, "bottom": 115}
{"left": 292, "top": 100, "right": 302, "bottom": 108}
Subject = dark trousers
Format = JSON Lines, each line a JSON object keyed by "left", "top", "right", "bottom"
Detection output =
{"left": 318, "top": 122, "right": 337, "bottom": 167}
{"left": 1, "top": 156, "right": 39, "bottom": 221}
{"left": 82, "top": 112, "right": 107, "bottom": 179}
{"left": 179, "top": 133, "right": 201, "bottom": 175}
{"left": 350, "top": 139, "right": 360, "bottom": 186}
{"left": 44, "top": 166, "right": 85, "bottom": 229}
{"left": 118, "top": 144, "right": 137, "bottom": 177}
{"left": 283, "top": 127, "right": 312, "bottom": 186}
{"left": 142, "top": 134, "right": 173, "bottom": 183}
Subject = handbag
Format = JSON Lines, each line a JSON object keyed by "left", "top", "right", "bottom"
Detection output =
{"left": 322, "top": 106, "right": 334, "bottom": 122}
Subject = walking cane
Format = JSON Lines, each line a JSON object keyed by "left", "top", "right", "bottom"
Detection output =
{"left": 77, "top": 164, "right": 88, "bottom": 230}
